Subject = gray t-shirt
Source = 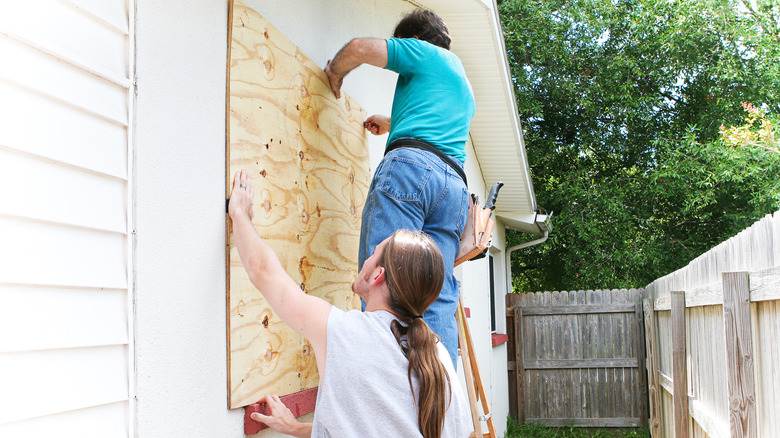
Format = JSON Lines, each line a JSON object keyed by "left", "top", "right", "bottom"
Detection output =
{"left": 311, "top": 308, "right": 472, "bottom": 437}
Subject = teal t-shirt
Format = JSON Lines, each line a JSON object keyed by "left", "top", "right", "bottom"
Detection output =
{"left": 385, "top": 38, "right": 475, "bottom": 164}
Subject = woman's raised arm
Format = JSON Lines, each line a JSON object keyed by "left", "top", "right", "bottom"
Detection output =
{"left": 228, "top": 170, "right": 331, "bottom": 352}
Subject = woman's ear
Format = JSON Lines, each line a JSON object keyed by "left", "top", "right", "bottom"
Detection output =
{"left": 371, "top": 266, "right": 386, "bottom": 285}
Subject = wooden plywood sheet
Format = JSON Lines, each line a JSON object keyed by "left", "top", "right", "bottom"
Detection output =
{"left": 226, "top": 0, "right": 369, "bottom": 409}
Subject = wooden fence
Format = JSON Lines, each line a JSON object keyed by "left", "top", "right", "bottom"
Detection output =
{"left": 644, "top": 212, "right": 780, "bottom": 437}
{"left": 506, "top": 289, "right": 648, "bottom": 428}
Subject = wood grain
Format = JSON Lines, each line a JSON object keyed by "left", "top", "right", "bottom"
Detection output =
{"left": 458, "top": 305, "right": 483, "bottom": 436}
{"left": 659, "top": 372, "right": 673, "bottom": 395}
{"left": 643, "top": 298, "right": 662, "bottom": 437}
{"left": 722, "top": 272, "right": 758, "bottom": 438}
{"left": 689, "top": 398, "right": 730, "bottom": 438}
{"left": 749, "top": 266, "right": 780, "bottom": 302}
{"left": 653, "top": 266, "right": 780, "bottom": 310}
{"left": 513, "top": 306, "right": 525, "bottom": 422}
{"left": 671, "top": 291, "right": 689, "bottom": 438}
{"left": 634, "top": 297, "right": 649, "bottom": 427}
{"left": 507, "top": 289, "right": 646, "bottom": 428}
{"left": 523, "top": 358, "right": 638, "bottom": 369}
{"left": 458, "top": 302, "right": 497, "bottom": 437}
{"left": 524, "top": 417, "right": 642, "bottom": 427}
{"left": 644, "top": 212, "right": 780, "bottom": 437}
{"left": 226, "top": 0, "right": 368, "bottom": 408}
{"left": 519, "top": 303, "right": 636, "bottom": 315}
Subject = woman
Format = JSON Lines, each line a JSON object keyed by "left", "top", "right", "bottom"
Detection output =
{"left": 229, "top": 170, "right": 471, "bottom": 437}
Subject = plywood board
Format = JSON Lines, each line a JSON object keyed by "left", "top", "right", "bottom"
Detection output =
{"left": 226, "top": 0, "right": 369, "bottom": 409}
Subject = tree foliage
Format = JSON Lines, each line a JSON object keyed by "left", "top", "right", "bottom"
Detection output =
{"left": 499, "top": 0, "right": 780, "bottom": 291}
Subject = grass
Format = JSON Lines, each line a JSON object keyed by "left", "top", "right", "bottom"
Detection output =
{"left": 505, "top": 418, "right": 650, "bottom": 438}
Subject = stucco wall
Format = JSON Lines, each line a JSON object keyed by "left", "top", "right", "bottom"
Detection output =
{"left": 134, "top": 0, "right": 508, "bottom": 436}
{"left": 134, "top": 0, "right": 242, "bottom": 436}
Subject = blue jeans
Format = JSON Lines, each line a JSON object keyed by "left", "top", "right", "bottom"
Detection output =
{"left": 359, "top": 147, "right": 469, "bottom": 366}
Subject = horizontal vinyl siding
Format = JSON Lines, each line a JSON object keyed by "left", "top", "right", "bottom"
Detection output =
{"left": 0, "top": 216, "right": 127, "bottom": 287}
{"left": 0, "top": 346, "right": 129, "bottom": 424}
{"left": 0, "top": 82, "right": 128, "bottom": 178}
{"left": 0, "top": 286, "right": 128, "bottom": 353}
{"left": 0, "top": 36, "right": 127, "bottom": 124}
{"left": 0, "top": 149, "right": 127, "bottom": 232}
{"left": 0, "top": 402, "right": 128, "bottom": 438}
{"left": 0, "top": 0, "right": 131, "bottom": 434}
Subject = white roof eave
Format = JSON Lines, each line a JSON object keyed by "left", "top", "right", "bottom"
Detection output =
{"left": 496, "top": 211, "right": 552, "bottom": 235}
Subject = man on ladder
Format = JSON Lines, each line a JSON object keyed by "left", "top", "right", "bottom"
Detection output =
{"left": 324, "top": 8, "right": 496, "bottom": 437}
{"left": 325, "top": 8, "right": 472, "bottom": 371}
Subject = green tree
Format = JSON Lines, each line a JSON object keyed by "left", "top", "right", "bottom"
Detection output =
{"left": 499, "top": 0, "right": 780, "bottom": 291}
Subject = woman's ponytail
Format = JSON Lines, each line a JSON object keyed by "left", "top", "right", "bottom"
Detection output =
{"left": 407, "top": 317, "right": 450, "bottom": 438}
{"left": 381, "top": 231, "right": 450, "bottom": 438}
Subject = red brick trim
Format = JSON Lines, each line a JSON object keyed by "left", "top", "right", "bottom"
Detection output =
{"left": 244, "top": 387, "right": 319, "bottom": 434}
{"left": 491, "top": 333, "right": 508, "bottom": 347}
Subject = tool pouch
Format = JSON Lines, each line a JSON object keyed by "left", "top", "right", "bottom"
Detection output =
{"left": 455, "top": 194, "right": 496, "bottom": 266}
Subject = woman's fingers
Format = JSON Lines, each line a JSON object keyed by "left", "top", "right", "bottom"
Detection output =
{"left": 269, "top": 394, "right": 285, "bottom": 410}
{"left": 232, "top": 170, "right": 240, "bottom": 192}
{"left": 250, "top": 412, "right": 273, "bottom": 424}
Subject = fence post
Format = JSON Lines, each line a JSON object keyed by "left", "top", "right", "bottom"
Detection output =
{"left": 722, "top": 272, "right": 757, "bottom": 438}
{"left": 513, "top": 305, "right": 525, "bottom": 423}
{"left": 634, "top": 291, "right": 648, "bottom": 427}
{"left": 671, "top": 291, "right": 689, "bottom": 438}
{"left": 643, "top": 298, "right": 662, "bottom": 437}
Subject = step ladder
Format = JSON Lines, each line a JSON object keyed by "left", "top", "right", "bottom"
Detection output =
{"left": 457, "top": 301, "right": 496, "bottom": 438}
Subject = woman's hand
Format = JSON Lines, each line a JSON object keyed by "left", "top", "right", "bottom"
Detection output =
{"left": 363, "top": 115, "right": 390, "bottom": 135}
{"left": 228, "top": 169, "right": 254, "bottom": 222}
{"left": 250, "top": 395, "right": 312, "bottom": 438}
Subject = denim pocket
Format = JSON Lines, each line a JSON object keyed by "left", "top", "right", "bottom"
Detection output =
{"left": 379, "top": 155, "right": 433, "bottom": 202}
{"left": 455, "top": 187, "right": 469, "bottom": 234}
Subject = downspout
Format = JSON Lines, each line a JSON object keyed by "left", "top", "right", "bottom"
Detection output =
{"left": 505, "top": 222, "right": 549, "bottom": 294}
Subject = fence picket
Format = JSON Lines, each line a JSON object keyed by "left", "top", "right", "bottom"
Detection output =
{"left": 671, "top": 291, "right": 689, "bottom": 438}
{"left": 722, "top": 272, "right": 758, "bottom": 437}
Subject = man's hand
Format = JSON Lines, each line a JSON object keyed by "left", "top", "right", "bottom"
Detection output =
{"left": 250, "top": 395, "right": 312, "bottom": 438}
{"left": 324, "top": 60, "right": 344, "bottom": 98}
{"left": 324, "top": 39, "right": 387, "bottom": 99}
{"left": 363, "top": 115, "right": 391, "bottom": 135}
{"left": 228, "top": 169, "right": 254, "bottom": 221}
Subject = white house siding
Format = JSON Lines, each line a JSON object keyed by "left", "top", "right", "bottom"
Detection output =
{"left": 0, "top": 0, "right": 132, "bottom": 436}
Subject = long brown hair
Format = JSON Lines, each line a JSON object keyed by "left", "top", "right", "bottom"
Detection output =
{"left": 380, "top": 230, "right": 450, "bottom": 438}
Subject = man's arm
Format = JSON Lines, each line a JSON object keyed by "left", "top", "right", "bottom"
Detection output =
{"left": 228, "top": 170, "right": 330, "bottom": 350}
{"left": 324, "top": 38, "right": 388, "bottom": 98}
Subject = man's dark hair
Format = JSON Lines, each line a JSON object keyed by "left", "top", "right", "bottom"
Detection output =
{"left": 393, "top": 9, "right": 451, "bottom": 50}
